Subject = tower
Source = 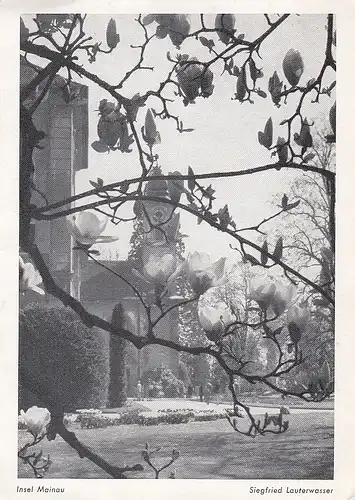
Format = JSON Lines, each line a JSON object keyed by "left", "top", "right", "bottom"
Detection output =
{"left": 133, "top": 166, "right": 182, "bottom": 376}
{"left": 20, "top": 56, "right": 88, "bottom": 300}
{"left": 141, "top": 165, "right": 181, "bottom": 275}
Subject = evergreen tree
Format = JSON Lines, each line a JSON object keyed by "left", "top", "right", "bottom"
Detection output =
{"left": 128, "top": 216, "right": 145, "bottom": 265}
{"left": 108, "top": 303, "right": 127, "bottom": 408}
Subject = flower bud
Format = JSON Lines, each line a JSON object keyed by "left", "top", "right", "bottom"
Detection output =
{"left": 97, "top": 113, "right": 123, "bottom": 147}
{"left": 282, "top": 49, "right": 304, "bottom": 86}
{"left": 200, "top": 68, "right": 214, "bottom": 98}
{"left": 177, "top": 58, "right": 203, "bottom": 103}
{"left": 280, "top": 405, "right": 291, "bottom": 415}
{"left": 215, "top": 14, "right": 235, "bottom": 45}
{"left": 172, "top": 449, "right": 180, "bottom": 461}
{"left": 277, "top": 137, "right": 288, "bottom": 164}
{"left": 167, "top": 171, "right": 184, "bottom": 203}
{"left": 236, "top": 67, "right": 247, "bottom": 102}
{"left": 258, "top": 117, "right": 273, "bottom": 149}
{"left": 106, "top": 18, "right": 120, "bottom": 49}
{"left": 168, "top": 15, "right": 190, "bottom": 47}
{"left": 268, "top": 71, "right": 283, "bottom": 106}
{"left": 98, "top": 99, "right": 115, "bottom": 116}
{"left": 143, "top": 109, "right": 161, "bottom": 147}
{"left": 287, "top": 304, "right": 310, "bottom": 333}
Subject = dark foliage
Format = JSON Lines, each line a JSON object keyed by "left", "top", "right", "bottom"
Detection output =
{"left": 108, "top": 303, "right": 127, "bottom": 408}
{"left": 142, "top": 366, "right": 186, "bottom": 398}
{"left": 19, "top": 304, "right": 110, "bottom": 412}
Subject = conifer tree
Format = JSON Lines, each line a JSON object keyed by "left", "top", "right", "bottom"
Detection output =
{"left": 108, "top": 303, "right": 127, "bottom": 407}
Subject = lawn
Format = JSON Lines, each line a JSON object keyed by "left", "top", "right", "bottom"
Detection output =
{"left": 18, "top": 411, "right": 333, "bottom": 479}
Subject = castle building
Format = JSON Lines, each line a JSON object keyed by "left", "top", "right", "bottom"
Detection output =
{"left": 20, "top": 58, "right": 183, "bottom": 398}
{"left": 20, "top": 56, "right": 88, "bottom": 296}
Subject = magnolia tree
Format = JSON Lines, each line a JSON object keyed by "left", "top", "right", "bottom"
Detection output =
{"left": 19, "top": 13, "right": 335, "bottom": 478}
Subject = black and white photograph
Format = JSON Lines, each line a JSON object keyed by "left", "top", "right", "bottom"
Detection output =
{"left": 15, "top": 11, "right": 337, "bottom": 484}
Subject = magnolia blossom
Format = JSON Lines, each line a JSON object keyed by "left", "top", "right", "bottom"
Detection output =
{"left": 144, "top": 253, "right": 182, "bottom": 284}
{"left": 282, "top": 49, "right": 304, "bottom": 86}
{"left": 185, "top": 252, "right": 226, "bottom": 295}
{"left": 280, "top": 405, "right": 291, "bottom": 415}
{"left": 19, "top": 256, "right": 44, "bottom": 295}
{"left": 215, "top": 14, "right": 236, "bottom": 45}
{"left": 67, "top": 211, "right": 118, "bottom": 247}
{"left": 198, "top": 304, "right": 234, "bottom": 341}
{"left": 20, "top": 406, "right": 51, "bottom": 437}
{"left": 142, "top": 109, "right": 161, "bottom": 147}
{"left": 142, "top": 14, "right": 190, "bottom": 48}
{"left": 250, "top": 278, "right": 296, "bottom": 315}
{"left": 249, "top": 279, "right": 277, "bottom": 310}
{"left": 287, "top": 304, "right": 310, "bottom": 333}
{"left": 177, "top": 57, "right": 214, "bottom": 104}
{"left": 271, "top": 282, "right": 297, "bottom": 315}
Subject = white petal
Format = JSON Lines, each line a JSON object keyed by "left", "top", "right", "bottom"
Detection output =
{"left": 211, "top": 257, "right": 226, "bottom": 280}
{"left": 76, "top": 212, "right": 102, "bottom": 239}
{"left": 94, "top": 235, "right": 119, "bottom": 243}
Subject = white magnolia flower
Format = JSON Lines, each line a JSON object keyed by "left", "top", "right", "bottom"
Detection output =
{"left": 282, "top": 49, "right": 304, "bottom": 86}
{"left": 67, "top": 211, "right": 118, "bottom": 246}
{"left": 280, "top": 405, "right": 291, "bottom": 415}
{"left": 198, "top": 304, "right": 234, "bottom": 341}
{"left": 20, "top": 406, "right": 51, "bottom": 437}
{"left": 271, "top": 282, "right": 297, "bottom": 316}
{"left": 249, "top": 278, "right": 276, "bottom": 310}
{"left": 19, "top": 256, "right": 45, "bottom": 295}
{"left": 144, "top": 253, "right": 181, "bottom": 284}
{"left": 287, "top": 304, "right": 310, "bottom": 333}
{"left": 186, "top": 252, "right": 226, "bottom": 295}
{"left": 250, "top": 277, "right": 296, "bottom": 316}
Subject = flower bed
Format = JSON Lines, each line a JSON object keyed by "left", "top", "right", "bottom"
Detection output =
{"left": 78, "top": 408, "right": 227, "bottom": 429}
{"left": 18, "top": 407, "right": 229, "bottom": 431}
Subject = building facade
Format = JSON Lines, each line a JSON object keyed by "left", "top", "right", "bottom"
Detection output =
{"left": 20, "top": 59, "right": 183, "bottom": 399}
{"left": 20, "top": 56, "right": 88, "bottom": 296}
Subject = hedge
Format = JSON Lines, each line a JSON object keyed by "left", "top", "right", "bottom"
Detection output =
{"left": 19, "top": 304, "right": 110, "bottom": 413}
{"left": 77, "top": 408, "right": 226, "bottom": 429}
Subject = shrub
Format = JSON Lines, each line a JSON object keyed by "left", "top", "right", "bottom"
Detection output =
{"left": 75, "top": 408, "right": 227, "bottom": 429}
{"left": 119, "top": 409, "right": 141, "bottom": 425}
{"left": 142, "top": 366, "right": 186, "bottom": 398}
{"left": 19, "top": 304, "right": 110, "bottom": 413}
{"left": 194, "top": 413, "right": 219, "bottom": 422}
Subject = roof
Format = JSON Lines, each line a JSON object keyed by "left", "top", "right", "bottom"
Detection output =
{"left": 20, "top": 55, "right": 88, "bottom": 103}
{"left": 144, "top": 165, "right": 170, "bottom": 199}
{"left": 80, "top": 260, "right": 153, "bottom": 302}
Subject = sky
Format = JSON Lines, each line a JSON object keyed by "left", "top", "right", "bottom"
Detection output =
{"left": 24, "top": 14, "right": 335, "bottom": 262}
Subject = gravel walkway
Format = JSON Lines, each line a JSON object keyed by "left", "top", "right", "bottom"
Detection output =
{"left": 101, "top": 398, "right": 333, "bottom": 417}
